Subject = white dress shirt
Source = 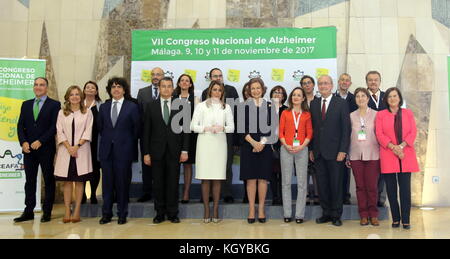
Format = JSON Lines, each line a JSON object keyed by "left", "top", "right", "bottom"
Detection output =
{"left": 111, "top": 97, "right": 124, "bottom": 118}
{"left": 160, "top": 97, "right": 171, "bottom": 118}
{"left": 321, "top": 94, "right": 333, "bottom": 113}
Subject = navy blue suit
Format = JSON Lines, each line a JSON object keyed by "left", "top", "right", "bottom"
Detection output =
{"left": 98, "top": 99, "right": 140, "bottom": 219}
{"left": 368, "top": 91, "right": 386, "bottom": 111}
{"left": 17, "top": 97, "right": 60, "bottom": 215}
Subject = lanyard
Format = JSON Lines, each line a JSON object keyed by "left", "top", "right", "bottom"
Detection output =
{"left": 370, "top": 92, "right": 380, "bottom": 109}
{"left": 359, "top": 108, "right": 370, "bottom": 130}
{"left": 292, "top": 110, "right": 302, "bottom": 138}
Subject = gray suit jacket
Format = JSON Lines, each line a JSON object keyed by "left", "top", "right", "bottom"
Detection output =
{"left": 137, "top": 85, "right": 158, "bottom": 114}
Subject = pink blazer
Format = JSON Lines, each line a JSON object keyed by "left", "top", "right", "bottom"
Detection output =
{"left": 375, "top": 108, "right": 419, "bottom": 174}
{"left": 54, "top": 109, "right": 93, "bottom": 177}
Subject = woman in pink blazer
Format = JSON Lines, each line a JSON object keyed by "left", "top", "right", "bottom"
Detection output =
{"left": 375, "top": 87, "right": 419, "bottom": 230}
{"left": 54, "top": 85, "right": 93, "bottom": 223}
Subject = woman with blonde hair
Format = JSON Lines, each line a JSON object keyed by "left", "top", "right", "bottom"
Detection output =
{"left": 191, "top": 80, "right": 234, "bottom": 223}
{"left": 54, "top": 85, "right": 93, "bottom": 223}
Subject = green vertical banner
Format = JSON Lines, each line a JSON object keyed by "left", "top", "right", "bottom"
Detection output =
{"left": 0, "top": 58, "right": 46, "bottom": 212}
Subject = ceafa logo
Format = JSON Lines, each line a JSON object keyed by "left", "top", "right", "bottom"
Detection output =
{"left": 0, "top": 150, "right": 24, "bottom": 179}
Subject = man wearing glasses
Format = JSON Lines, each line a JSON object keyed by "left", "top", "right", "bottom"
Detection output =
{"left": 137, "top": 67, "right": 165, "bottom": 203}
{"left": 201, "top": 68, "right": 239, "bottom": 203}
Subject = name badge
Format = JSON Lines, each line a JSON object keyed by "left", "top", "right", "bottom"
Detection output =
{"left": 358, "top": 130, "right": 367, "bottom": 141}
{"left": 293, "top": 139, "right": 300, "bottom": 147}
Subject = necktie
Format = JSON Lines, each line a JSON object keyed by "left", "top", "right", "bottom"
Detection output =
{"left": 321, "top": 99, "right": 327, "bottom": 120}
{"left": 33, "top": 98, "right": 41, "bottom": 121}
{"left": 372, "top": 94, "right": 378, "bottom": 102}
{"left": 153, "top": 87, "right": 158, "bottom": 100}
{"left": 163, "top": 100, "right": 170, "bottom": 125}
{"left": 111, "top": 101, "right": 118, "bottom": 127}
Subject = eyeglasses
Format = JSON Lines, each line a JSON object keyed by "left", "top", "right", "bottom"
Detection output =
{"left": 301, "top": 81, "right": 313, "bottom": 86}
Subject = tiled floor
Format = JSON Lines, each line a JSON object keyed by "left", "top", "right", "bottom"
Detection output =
{"left": 1, "top": 205, "right": 449, "bottom": 239}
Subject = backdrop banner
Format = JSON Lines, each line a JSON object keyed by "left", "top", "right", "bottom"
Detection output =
{"left": 130, "top": 27, "right": 337, "bottom": 183}
{"left": 0, "top": 58, "right": 46, "bottom": 212}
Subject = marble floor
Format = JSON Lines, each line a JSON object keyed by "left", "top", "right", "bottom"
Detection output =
{"left": 1, "top": 205, "right": 449, "bottom": 239}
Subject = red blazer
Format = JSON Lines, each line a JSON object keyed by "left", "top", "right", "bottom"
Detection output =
{"left": 375, "top": 108, "right": 419, "bottom": 174}
{"left": 279, "top": 109, "right": 313, "bottom": 146}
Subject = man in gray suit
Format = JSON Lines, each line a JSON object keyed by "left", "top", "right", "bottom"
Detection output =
{"left": 136, "top": 67, "right": 164, "bottom": 202}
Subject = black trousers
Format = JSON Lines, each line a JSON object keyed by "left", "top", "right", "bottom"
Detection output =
{"left": 23, "top": 149, "right": 56, "bottom": 215}
{"left": 315, "top": 155, "right": 344, "bottom": 218}
{"left": 384, "top": 172, "right": 411, "bottom": 224}
{"left": 221, "top": 134, "right": 234, "bottom": 198}
{"left": 101, "top": 158, "right": 132, "bottom": 218}
{"left": 140, "top": 140, "right": 153, "bottom": 197}
{"left": 152, "top": 151, "right": 181, "bottom": 218}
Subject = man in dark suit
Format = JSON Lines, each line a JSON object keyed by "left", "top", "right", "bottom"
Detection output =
{"left": 15, "top": 77, "right": 60, "bottom": 223}
{"left": 201, "top": 68, "right": 239, "bottom": 203}
{"left": 365, "top": 70, "right": 387, "bottom": 207}
{"left": 98, "top": 77, "right": 140, "bottom": 225}
{"left": 334, "top": 73, "right": 357, "bottom": 205}
{"left": 143, "top": 77, "right": 189, "bottom": 224}
{"left": 136, "top": 67, "right": 164, "bottom": 203}
{"left": 309, "top": 75, "right": 350, "bottom": 227}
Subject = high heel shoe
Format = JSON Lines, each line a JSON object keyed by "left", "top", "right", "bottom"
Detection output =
{"left": 392, "top": 222, "right": 400, "bottom": 228}
{"left": 258, "top": 218, "right": 266, "bottom": 223}
{"left": 62, "top": 218, "right": 71, "bottom": 224}
{"left": 203, "top": 218, "right": 211, "bottom": 223}
{"left": 295, "top": 218, "right": 304, "bottom": 224}
{"left": 284, "top": 218, "right": 292, "bottom": 223}
{"left": 403, "top": 224, "right": 411, "bottom": 229}
{"left": 247, "top": 218, "right": 255, "bottom": 224}
{"left": 212, "top": 218, "right": 220, "bottom": 223}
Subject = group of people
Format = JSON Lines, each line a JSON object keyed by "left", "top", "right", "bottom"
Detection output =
{"left": 13, "top": 67, "right": 419, "bottom": 230}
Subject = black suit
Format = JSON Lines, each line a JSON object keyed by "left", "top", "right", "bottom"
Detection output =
{"left": 137, "top": 85, "right": 159, "bottom": 198}
{"left": 17, "top": 97, "right": 60, "bottom": 215}
{"left": 201, "top": 84, "right": 239, "bottom": 198}
{"left": 143, "top": 97, "right": 189, "bottom": 218}
{"left": 310, "top": 95, "right": 350, "bottom": 219}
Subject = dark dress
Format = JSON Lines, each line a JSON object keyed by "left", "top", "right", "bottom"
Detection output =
{"left": 55, "top": 119, "right": 92, "bottom": 182}
{"left": 239, "top": 100, "right": 273, "bottom": 181}
{"left": 174, "top": 94, "right": 197, "bottom": 164}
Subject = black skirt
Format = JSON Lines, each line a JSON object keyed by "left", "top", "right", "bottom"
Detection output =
{"left": 55, "top": 118, "right": 92, "bottom": 182}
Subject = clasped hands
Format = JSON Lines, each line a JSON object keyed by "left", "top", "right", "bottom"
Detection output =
{"left": 284, "top": 144, "right": 304, "bottom": 154}
{"left": 204, "top": 125, "right": 224, "bottom": 134}
{"left": 21, "top": 141, "right": 42, "bottom": 153}
{"left": 388, "top": 142, "right": 405, "bottom": 160}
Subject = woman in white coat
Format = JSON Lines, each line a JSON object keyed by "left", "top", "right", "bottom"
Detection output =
{"left": 190, "top": 80, "right": 234, "bottom": 223}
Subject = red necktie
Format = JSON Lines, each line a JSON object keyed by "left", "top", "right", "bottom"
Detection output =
{"left": 321, "top": 99, "right": 327, "bottom": 120}
{"left": 372, "top": 94, "right": 378, "bottom": 102}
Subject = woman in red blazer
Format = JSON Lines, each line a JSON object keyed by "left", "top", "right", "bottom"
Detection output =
{"left": 375, "top": 87, "right": 419, "bottom": 229}
{"left": 279, "top": 87, "right": 313, "bottom": 223}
